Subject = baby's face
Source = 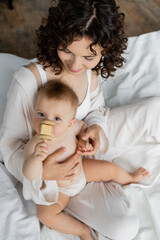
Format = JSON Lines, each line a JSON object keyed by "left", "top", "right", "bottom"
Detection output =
{"left": 33, "top": 94, "right": 75, "bottom": 137}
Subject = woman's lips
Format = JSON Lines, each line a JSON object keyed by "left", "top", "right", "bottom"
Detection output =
{"left": 67, "top": 64, "right": 82, "bottom": 73}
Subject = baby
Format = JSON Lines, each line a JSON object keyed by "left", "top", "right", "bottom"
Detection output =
{"left": 22, "top": 80, "right": 149, "bottom": 240}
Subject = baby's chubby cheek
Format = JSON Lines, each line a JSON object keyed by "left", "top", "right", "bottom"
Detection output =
{"left": 32, "top": 118, "right": 41, "bottom": 134}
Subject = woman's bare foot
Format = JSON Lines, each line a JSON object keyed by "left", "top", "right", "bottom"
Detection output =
{"left": 131, "top": 167, "right": 149, "bottom": 183}
{"left": 80, "top": 224, "right": 93, "bottom": 240}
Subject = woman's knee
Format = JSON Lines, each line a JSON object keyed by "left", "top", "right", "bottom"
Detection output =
{"left": 144, "top": 97, "right": 160, "bottom": 125}
{"left": 107, "top": 214, "right": 139, "bottom": 240}
{"left": 145, "top": 97, "right": 160, "bottom": 110}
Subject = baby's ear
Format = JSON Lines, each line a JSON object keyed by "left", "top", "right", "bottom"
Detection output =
{"left": 68, "top": 118, "right": 76, "bottom": 128}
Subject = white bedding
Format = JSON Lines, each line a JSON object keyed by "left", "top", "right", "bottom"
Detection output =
{"left": 0, "top": 30, "right": 160, "bottom": 240}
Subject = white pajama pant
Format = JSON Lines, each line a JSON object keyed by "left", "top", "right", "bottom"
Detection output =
{"left": 65, "top": 97, "right": 160, "bottom": 240}
{"left": 105, "top": 97, "right": 160, "bottom": 160}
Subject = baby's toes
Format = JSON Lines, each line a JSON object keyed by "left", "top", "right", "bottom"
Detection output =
{"left": 140, "top": 167, "right": 149, "bottom": 177}
{"left": 143, "top": 170, "right": 149, "bottom": 177}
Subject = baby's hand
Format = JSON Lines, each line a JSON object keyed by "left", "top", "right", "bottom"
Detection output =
{"left": 131, "top": 167, "right": 149, "bottom": 183}
{"left": 77, "top": 139, "right": 93, "bottom": 155}
{"left": 32, "top": 141, "right": 49, "bottom": 162}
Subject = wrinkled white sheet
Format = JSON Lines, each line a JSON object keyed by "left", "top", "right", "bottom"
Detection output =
{"left": 0, "top": 163, "right": 40, "bottom": 240}
{"left": 0, "top": 30, "right": 160, "bottom": 240}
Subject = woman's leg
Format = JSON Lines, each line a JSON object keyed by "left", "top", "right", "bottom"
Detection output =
{"left": 65, "top": 97, "right": 160, "bottom": 239}
{"left": 105, "top": 97, "right": 160, "bottom": 160}
{"left": 65, "top": 181, "right": 139, "bottom": 240}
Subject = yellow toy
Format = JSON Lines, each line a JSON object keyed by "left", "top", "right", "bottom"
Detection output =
{"left": 39, "top": 120, "right": 55, "bottom": 141}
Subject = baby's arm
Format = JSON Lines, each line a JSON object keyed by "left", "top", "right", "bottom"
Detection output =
{"left": 77, "top": 139, "right": 93, "bottom": 153}
{"left": 83, "top": 159, "right": 149, "bottom": 185}
{"left": 22, "top": 135, "right": 48, "bottom": 180}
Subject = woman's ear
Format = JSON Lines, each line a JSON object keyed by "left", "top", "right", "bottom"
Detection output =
{"left": 68, "top": 118, "right": 76, "bottom": 128}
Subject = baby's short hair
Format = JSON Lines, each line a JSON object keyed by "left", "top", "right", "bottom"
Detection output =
{"left": 37, "top": 80, "right": 79, "bottom": 117}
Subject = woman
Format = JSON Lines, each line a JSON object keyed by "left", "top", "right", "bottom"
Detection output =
{"left": 2, "top": 0, "right": 158, "bottom": 239}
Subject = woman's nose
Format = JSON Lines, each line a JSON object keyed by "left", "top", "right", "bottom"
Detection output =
{"left": 69, "top": 56, "right": 82, "bottom": 70}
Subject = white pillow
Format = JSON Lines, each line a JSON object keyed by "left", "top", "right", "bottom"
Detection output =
{"left": 101, "top": 30, "right": 160, "bottom": 108}
{"left": 0, "top": 54, "right": 31, "bottom": 125}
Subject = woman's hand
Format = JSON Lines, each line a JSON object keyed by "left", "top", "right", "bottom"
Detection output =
{"left": 77, "top": 124, "right": 100, "bottom": 155}
{"left": 42, "top": 147, "right": 81, "bottom": 181}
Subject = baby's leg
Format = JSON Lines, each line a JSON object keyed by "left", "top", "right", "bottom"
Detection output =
{"left": 131, "top": 167, "right": 149, "bottom": 183}
{"left": 66, "top": 181, "right": 139, "bottom": 240}
{"left": 37, "top": 192, "right": 92, "bottom": 240}
{"left": 83, "top": 159, "right": 149, "bottom": 184}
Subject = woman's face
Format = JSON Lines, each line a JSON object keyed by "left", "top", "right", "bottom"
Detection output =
{"left": 57, "top": 37, "right": 103, "bottom": 75}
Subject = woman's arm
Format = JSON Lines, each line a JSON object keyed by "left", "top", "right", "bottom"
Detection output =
{"left": 84, "top": 74, "right": 109, "bottom": 130}
{"left": 81, "top": 73, "right": 109, "bottom": 155}
{"left": 0, "top": 70, "right": 34, "bottom": 182}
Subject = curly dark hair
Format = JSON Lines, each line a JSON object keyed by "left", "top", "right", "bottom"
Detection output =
{"left": 36, "top": 0, "right": 127, "bottom": 79}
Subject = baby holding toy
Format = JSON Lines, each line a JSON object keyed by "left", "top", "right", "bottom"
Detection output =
{"left": 22, "top": 80, "right": 149, "bottom": 240}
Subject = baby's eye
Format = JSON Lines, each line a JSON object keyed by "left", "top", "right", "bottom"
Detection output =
{"left": 54, "top": 116, "right": 61, "bottom": 121}
{"left": 37, "top": 112, "right": 45, "bottom": 118}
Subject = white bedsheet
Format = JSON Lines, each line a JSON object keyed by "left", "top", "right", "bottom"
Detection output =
{"left": 0, "top": 30, "right": 160, "bottom": 240}
{"left": 0, "top": 163, "right": 40, "bottom": 240}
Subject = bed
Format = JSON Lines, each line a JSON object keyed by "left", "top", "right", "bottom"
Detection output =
{"left": 0, "top": 30, "right": 160, "bottom": 240}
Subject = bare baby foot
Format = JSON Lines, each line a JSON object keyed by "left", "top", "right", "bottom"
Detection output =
{"left": 131, "top": 167, "right": 149, "bottom": 183}
{"left": 80, "top": 224, "right": 93, "bottom": 240}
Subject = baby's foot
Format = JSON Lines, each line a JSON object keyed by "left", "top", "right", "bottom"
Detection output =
{"left": 131, "top": 167, "right": 149, "bottom": 183}
{"left": 80, "top": 224, "right": 93, "bottom": 240}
